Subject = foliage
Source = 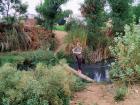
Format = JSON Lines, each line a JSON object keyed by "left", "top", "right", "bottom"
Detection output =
{"left": 46, "top": 34, "right": 58, "bottom": 51}
{"left": 65, "top": 18, "right": 85, "bottom": 32}
{"left": 56, "top": 10, "right": 73, "bottom": 25}
{"left": 0, "top": 49, "right": 59, "bottom": 67}
{"left": 56, "top": 50, "right": 75, "bottom": 64}
{"left": 4, "top": 25, "right": 30, "bottom": 51}
{"left": 53, "top": 25, "right": 65, "bottom": 31}
{"left": 114, "top": 86, "right": 128, "bottom": 101}
{"left": 81, "top": 0, "right": 107, "bottom": 49}
{"left": 65, "top": 26, "right": 87, "bottom": 53}
{"left": 71, "top": 76, "right": 86, "bottom": 92}
{"left": 132, "top": 3, "right": 140, "bottom": 24}
{"left": 62, "top": 10, "right": 73, "bottom": 18}
{"left": 110, "top": 25, "right": 140, "bottom": 84}
{"left": 56, "top": 50, "right": 66, "bottom": 60}
{"left": 108, "top": 0, "right": 133, "bottom": 36}
{"left": 0, "top": 0, "right": 28, "bottom": 24}
{"left": 82, "top": 47, "right": 93, "bottom": 64}
{"left": 0, "top": 63, "right": 86, "bottom": 105}
{"left": 36, "top": 0, "right": 68, "bottom": 31}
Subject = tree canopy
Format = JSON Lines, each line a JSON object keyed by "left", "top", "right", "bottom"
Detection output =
{"left": 108, "top": 0, "right": 133, "bottom": 36}
{"left": 0, "top": 0, "right": 28, "bottom": 24}
{"left": 133, "top": 3, "right": 140, "bottom": 24}
{"left": 81, "top": 0, "right": 107, "bottom": 49}
{"left": 36, "top": 0, "right": 68, "bottom": 30}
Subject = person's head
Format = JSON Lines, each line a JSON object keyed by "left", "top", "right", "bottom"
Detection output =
{"left": 76, "top": 42, "right": 81, "bottom": 47}
{"left": 75, "top": 40, "right": 81, "bottom": 47}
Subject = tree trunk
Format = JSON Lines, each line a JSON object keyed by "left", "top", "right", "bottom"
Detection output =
{"left": 62, "top": 64, "right": 94, "bottom": 83}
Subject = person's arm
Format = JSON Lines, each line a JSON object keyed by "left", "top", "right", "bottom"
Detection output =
{"left": 72, "top": 47, "right": 76, "bottom": 54}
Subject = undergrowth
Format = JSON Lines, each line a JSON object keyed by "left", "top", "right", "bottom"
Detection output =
{"left": 0, "top": 63, "right": 86, "bottom": 105}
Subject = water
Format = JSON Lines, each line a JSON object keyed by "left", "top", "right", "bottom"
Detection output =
{"left": 69, "top": 59, "right": 113, "bottom": 82}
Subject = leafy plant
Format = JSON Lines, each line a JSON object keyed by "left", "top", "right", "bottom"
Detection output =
{"left": 0, "top": 0, "right": 28, "bottom": 25}
{"left": 132, "top": 3, "right": 140, "bottom": 24}
{"left": 108, "top": 0, "right": 133, "bottom": 36}
{"left": 0, "top": 62, "right": 86, "bottom": 105}
{"left": 110, "top": 25, "right": 140, "bottom": 84}
{"left": 65, "top": 18, "right": 84, "bottom": 32}
{"left": 36, "top": 0, "right": 68, "bottom": 31}
{"left": 0, "top": 49, "right": 59, "bottom": 67}
{"left": 114, "top": 86, "right": 128, "bottom": 101}
{"left": 71, "top": 76, "right": 86, "bottom": 92}
{"left": 81, "top": 0, "right": 107, "bottom": 49}
{"left": 65, "top": 26, "right": 87, "bottom": 53}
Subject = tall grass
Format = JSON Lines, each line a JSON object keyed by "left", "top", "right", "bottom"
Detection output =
{"left": 65, "top": 27, "right": 87, "bottom": 53}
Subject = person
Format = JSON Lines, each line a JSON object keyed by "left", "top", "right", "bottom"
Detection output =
{"left": 72, "top": 42, "right": 83, "bottom": 73}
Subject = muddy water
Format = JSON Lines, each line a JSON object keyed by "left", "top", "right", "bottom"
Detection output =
{"left": 69, "top": 58, "right": 114, "bottom": 82}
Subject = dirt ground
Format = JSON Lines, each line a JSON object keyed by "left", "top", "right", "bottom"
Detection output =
{"left": 70, "top": 83, "right": 140, "bottom": 105}
{"left": 53, "top": 30, "right": 67, "bottom": 53}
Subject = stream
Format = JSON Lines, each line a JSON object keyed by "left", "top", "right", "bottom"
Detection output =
{"left": 69, "top": 58, "right": 114, "bottom": 82}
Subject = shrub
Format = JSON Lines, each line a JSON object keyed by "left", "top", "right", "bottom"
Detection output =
{"left": 0, "top": 63, "right": 86, "bottom": 105}
{"left": 71, "top": 76, "right": 86, "bottom": 92}
{"left": 0, "top": 49, "right": 59, "bottom": 67}
{"left": 114, "top": 86, "right": 128, "bottom": 101}
{"left": 81, "top": 0, "right": 107, "bottom": 49}
{"left": 108, "top": 0, "right": 133, "bottom": 36}
{"left": 65, "top": 18, "right": 79, "bottom": 31}
{"left": 56, "top": 51, "right": 75, "bottom": 64}
{"left": 110, "top": 25, "right": 140, "bottom": 84}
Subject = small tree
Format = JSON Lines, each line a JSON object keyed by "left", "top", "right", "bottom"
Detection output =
{"left": 36, "top": 0, "right": 68, "bottom": 31}
{"left": 133, "top": 4, "right": 140, "bottom": 24}
{"left": 0, "top": 0, "right": 28, "bottom": 24}
{"left": 81, "top": 0, "right": 107, "bottom": 49}
{"left": 108, "top": 0, "right": 133, "bottom": 36}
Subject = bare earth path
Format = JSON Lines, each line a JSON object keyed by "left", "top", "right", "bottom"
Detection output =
{"left": 53, "top": 30, "right": 140, "bottom": 105}
{"left": 53, "top": 30, "right": 68, "bottom": 53}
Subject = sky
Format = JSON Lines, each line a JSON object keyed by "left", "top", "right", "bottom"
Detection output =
{"left": 22, "top": 0, "right": 84, "bottom": 16}
{"left": 22, "top": 0, "right": 140, "bottom": 17}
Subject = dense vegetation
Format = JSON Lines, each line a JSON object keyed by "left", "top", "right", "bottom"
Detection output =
{"left": 110, "top": 26, "right": 140, "bottom": 84}
{"left": 0, "top": 0, "right": 28, "bottom": 24}
{"left": 108, "top": 0, "right": 133, "bottom": 36}
{"left": 36, "top": 0, "right": 68, "bottom": 31}
{"left": 0, "top": 0, "right": 140, "bottom": 104}
{"left": 0, "top": 63, "right": 86, "bottom": 105}
{"left": 133, "top": 3, "right": 140, "bottom": 24}
{"left": 81, "top": 0, "right": 107, "bottom": 49}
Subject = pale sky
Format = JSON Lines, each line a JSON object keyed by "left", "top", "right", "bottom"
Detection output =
{"left": 22, "top": 0, "right": 140, "bottom": 17}
{"left": 22, "top": 0, "right": 84, "bottom": 16}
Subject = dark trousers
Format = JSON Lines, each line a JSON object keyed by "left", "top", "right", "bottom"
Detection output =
{"left": 76, "top": 55, "right": 82, "bottom": 70}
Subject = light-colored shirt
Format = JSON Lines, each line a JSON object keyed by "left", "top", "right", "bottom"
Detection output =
{"left": 72, "top": 46, "right": 82, "bottom": 55}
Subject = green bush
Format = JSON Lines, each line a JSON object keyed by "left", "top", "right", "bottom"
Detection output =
{"left": 0, "top": 49, "right": 59, "bottom": 67}
{"left": 71, "top": 76, "right": 86, "bottom": 92}
{"left": 110, "top": 25, "right": 140, "bottom": 84}
{"left": 114, "top": 87, "right": 128, "bottom": 101}
{"left": 65, "top": 18, "right": 85, "bottom": 32}
{"left": 0, "top": 63, "right": 86, "bottom": 105}
{"left": 56, "top": 51, "right": 75, "bottom": 64}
